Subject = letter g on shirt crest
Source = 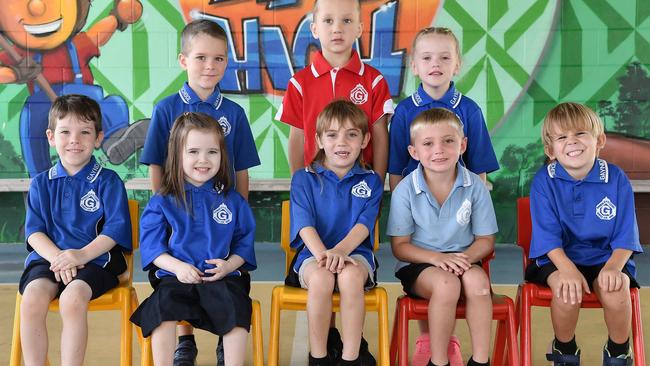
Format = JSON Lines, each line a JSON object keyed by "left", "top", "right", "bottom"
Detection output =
{"left": 213, "top": 203, "right": 233, "bottom": 224}
{"left": 351, "top": 180, "right": 371, "bottom": 198}
{"left": 80, "top": 190, "right": 100, "bottom": 212}
{"left": 350, "top": 84, "right": 368, "bottom": 105}
{"left": 596, "top": 197, "right": 616, "bottom": 220}
{"left": 456, "top": 199, "right": 472, "bottom": 226}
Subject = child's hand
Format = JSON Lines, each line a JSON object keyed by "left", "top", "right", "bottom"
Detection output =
{"left": 313, "top": 250, "right": 327, "bottom": 265}
{"left": 597, "top": 267, "right": 625, "bottom": 292}
{"left": 50, "top": 249, "right": 86, "bottom": 272}
{"left": 54, "top": 267, "right": 80, "bottom": 285}
{"left": 203, "top": 259, "right": 233, "bottom": 282}
{"left": 322, "top": 249, "right": 357, "bottom": 273}
{"left": 174, "top": 262, "right": 203, "bottom": 284}
{"left": 555, "top": 268, "right": 590, "bottom": 304}
{"left": 430, "top": 253, "right": 471, "bottom": 275}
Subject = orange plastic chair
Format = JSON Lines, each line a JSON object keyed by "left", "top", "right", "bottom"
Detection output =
{"left": 388, "top": 252, "right": 519, "bottom": 366}
{"left": 515, "top": 197, "right": 646, "bottom": 366}
{"left": 268, "top": 200, "right": 390, "bottom": 366}
{"left": 10, "top": 199, "right": 140, "bottom": 366}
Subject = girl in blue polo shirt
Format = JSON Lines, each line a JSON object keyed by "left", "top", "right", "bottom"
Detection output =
{"left": 287, "top": 100, "right": 382, "bottom": 366}
{"left": 387, "top": 108, "right": 498, "bottom": 366}
{"left": 527, "top": 103, "right": 642, "bottom": 366}
{"left": 130, "top": 112, "right": 256, "bottom": 366}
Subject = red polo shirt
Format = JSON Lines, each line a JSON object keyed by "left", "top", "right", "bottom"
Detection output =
{"left": 276, "top": 50, "right": 393, "bottom": 166}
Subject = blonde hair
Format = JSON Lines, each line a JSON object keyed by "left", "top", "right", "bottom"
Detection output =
{"left": 312, "top": 0, "right": 361, "bottom": 19}
{"left": 409, "top": 108, "right": 464, "bottom": 142}
{"left": 541, "top": 102, "right": 604, "bottom": 148}
{"left": 412, "top": 27, "right": 461, "bottom": 62}
{"left": 160, "top": 112, "right": 231, "bottom": 209}
{"left": 311, "top": 99, "right": 369, "bottom": 167}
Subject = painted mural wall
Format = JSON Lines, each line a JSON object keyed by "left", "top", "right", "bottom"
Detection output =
{"left": 0, "top": 0, "right": 649, "bottom": 243}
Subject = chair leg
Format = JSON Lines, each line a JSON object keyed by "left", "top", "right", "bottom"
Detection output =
{"left": 10, "top": 292, "right": 22, "bottom": 366}
{"left": 505, "top": 299, "right": 520, "bottom": 366}
{"left": 397, "top": 299, "right": 410, "bottom": 366}
{"left": 375, "top": 288, "right": 390, "bottom": 366}
{"left": 631, "top": 289, "right": 646, "bottom": 366}
{"left": 520, "top": 289, "right": 532, "bottom": 366}
{"left": 120, "top": 289, "right": 133, "bottom": 366}
{"left": 268, "top": 287, "right": 282, "bottom": 366}
{"left": 492, "top": 319, "right": 507, "bottom": 366}
{"left": 251, "top": 300, "right": 264, "bottom": 366}
{"left": 390, "top": 303, "right": 400, "bottom": 366}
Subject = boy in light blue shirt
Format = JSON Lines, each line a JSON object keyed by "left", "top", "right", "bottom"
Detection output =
{"left": 387, "top": 108, "right": 497, "bottom": 366}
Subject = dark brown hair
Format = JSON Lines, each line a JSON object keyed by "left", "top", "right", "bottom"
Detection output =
{"left": 160, "top": 112, "right": 231, "bottom": 209}
{"left": 48, "top": 94, "right": 102, "bottom": 133}
{"left": 181, "top": 19, "right": 228, "bottom": 54}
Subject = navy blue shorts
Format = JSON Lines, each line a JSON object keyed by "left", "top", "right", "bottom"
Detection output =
{"left": 19, "top": 260, "right": 119, "bottom": 300}
{"left": 525, "top": 262, "right": 640, "bottom": 289}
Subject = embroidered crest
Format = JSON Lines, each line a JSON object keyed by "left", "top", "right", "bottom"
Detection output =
{"left": 596, "top": 197, "right": 616, "bottom": 220}
{"left": 80, "top": 190, "right": 100, "bottom": 212}
{"left": 349, "top": 84, "right": 368, "bottom": 105}
{"left": 218, "top": 116, "right": 231, "bottom": 136}
{"left": 351, "top": 180, "right": 371, "bottom": 198}
{"left": 213, "top": 203, "right": 232, "bottom": 224}
{"left": 456, "top": 199, "right": 472, "bottom": 225}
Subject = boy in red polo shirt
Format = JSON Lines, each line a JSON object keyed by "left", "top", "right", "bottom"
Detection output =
{"left": 276, "top": 0, "right": 394, "bottom": 181}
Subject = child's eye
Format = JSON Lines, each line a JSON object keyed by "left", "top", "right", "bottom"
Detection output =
{"left": 216, "top": 57, "right": 225, "bottom": 62}
{"left": 59, "top": 130, "right": 70, "bottom": 134}
{"left": 555, "top": 135, "right": 566, "bottom": 141}
{"left": 422, "top": 56, "right": 431, "bottom": 61}
{"left": 323, "top": 18, "right": 333, "bottom": 24}
{"left": 444, "top": 138, "right": 455, "bottom": 143}
{"left": 209, "top": 149, "right": 220, "bottom": 155}
{"left": 196, "top": 56, "right": 205, "bottom": 61}
{"left": 81, "top": 130, "right": 91, "bottom": 135}
{"left": 343, "top": 18, "right": 352, "bottom": 24}
{"left": 423, "top": 141, "right": 432, "bottom": 146}
{"left": 576, "top": 131, "right": 587, "bottom": 136}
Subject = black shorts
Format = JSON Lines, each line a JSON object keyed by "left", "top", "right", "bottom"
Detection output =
{"left": 19, "top": 260, "right": 120, "bottom": 300}
{"left": 395, "top": 261, "right": 483, "bottom": 299}
{"left": 130, "top": 273, "right": 252, "bottom": 338}
{"left": 525, "top": 262, "right": 640, "bottom": 289}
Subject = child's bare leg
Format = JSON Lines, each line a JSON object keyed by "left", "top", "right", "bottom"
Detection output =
{"left": 303, "top": 262, "right": 335, "bottom": 358}
{"left": 59, "top": 280, "right": 92, "bottom": 366}
{"left": 222, "top": 326, "right": 248, "bottom": 366}
{"left": 20, "top": 279, "right": 58, "bottom": 366}
{"left": 594, "top": 276, "right": 631, "bottom": 343}
{"left": 547, "top": 272, "right": 581, "bottom": 342}
{"left": 152, "top": 321, "right": 178, "bottom": 366}
{"left": 461, "top": 265, "right": 492, "bottom": 363}
{"left": 413, "top": 267, "right": 461, "bottom": 365}
{"left": 337, "top": 264, "right": 367, "bottom": 361}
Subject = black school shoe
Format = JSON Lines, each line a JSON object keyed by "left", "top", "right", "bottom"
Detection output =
{"left": 173, "top": 339, "right": 198, "bottom": 366}
{"left": 602, "top": 343, "right": 633, "bottom": 366}
{"left": 545, "top": 339, "right": 581, "bottom": 366}
{"left": 359, "top": 336, "right": 376, "bottom": 366}
{"left": 327, "top": 328, "right": 376, "bottom": 366}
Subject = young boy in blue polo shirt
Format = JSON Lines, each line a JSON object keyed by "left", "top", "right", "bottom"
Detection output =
{"left": 140, "top": 19, "right": 260, "bottom": 365}
{"left": 387, "top": 108, "right": 497, "bottom": 366}
{"left": 19, "top": 94, "right": 132, "bottom": 366}
{"left": 527, "top": 102, "right": 642, "bottom": 366}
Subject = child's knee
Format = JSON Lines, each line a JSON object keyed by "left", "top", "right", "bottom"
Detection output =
{"left": 461, "top": 269, "right": 491, "bottom": 298}
{"left": 307, "top": 270, "right": 336, "bottom": 293}
{"left": 337, "top": 266, "right": 366, "bottom": 290}
{"left": 58, "top": 281, "right": 92, "bottom": 314}
{"left": 428, "top": 274, "right": 461, "bottom": 302}
{"left": 21, "top": 279, "right": 57, "bottom": 312}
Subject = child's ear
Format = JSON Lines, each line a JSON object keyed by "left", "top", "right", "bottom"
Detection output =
{"left": 94, "top": 131, "right": 105, "bottom": 148}
{"left": 459, "top": 136, "right": 467, "bottom": 155}
{"left": 178, "top": 53, "right": 188, "bottom": 70}
{"left": 407, "top": 144, "right": 419, "bottom": 161}
{"left": 360, "top": 132, "right": 370, "bottom": 149}
{"left": 46, "top": 129, "right": 55, "bottom": 147}
{"left": 596, "top": 133, "right": 607, "bottom": 152}
{"left": 315, "top": 132, "right": 323, "bottom": 149}
{"left": 310, "top": 19, "right": 319, "bottom": 39}
{"left": 543, "top": 145, "right": 555, "bottom": 161}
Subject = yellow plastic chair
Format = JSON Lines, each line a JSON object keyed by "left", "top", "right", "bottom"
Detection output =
{"left": 10, "top": 199, "right": 140, "bottom": 366}
{"left": 268, "top": 200, "right": 390, "bottom": 366}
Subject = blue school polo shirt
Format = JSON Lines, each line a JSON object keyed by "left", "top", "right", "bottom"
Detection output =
{"left": 530, "top": 159, "right": 642, "bottom": 275}
{"left": 388, "top": 82, "right": 499, "bottom": 177}
{"left": 386, "top": 162, "right": 498, "bottom": 272}
{"left": 140, "top": 181, "right": 257, "bottom": 279}
{"left": 289, "top": 163, "right": 383, "bottom": 273}
{"left": 24, "top": 156, "right": 132, "bottom": 268}
{"left": 140, "top": 83, "right": 260, "bottom": 177}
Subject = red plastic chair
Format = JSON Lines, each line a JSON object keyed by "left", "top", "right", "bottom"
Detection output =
{"left": 515, "top": 197, "right": 646, "bottom": 366}
{"left": 389, "top": 252, "right": 519, "bottom": 366}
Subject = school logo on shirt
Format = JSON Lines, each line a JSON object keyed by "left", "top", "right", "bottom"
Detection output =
{"left": 213, "top": 203, "right": 232, "bottom": 224}
{"left": 596, "top": 197, "right": 616, "bottom": 220}
{"left": 456, "top": 199, "right": 472, "bottom": 226}
{"left": 351, "top": 180, "right": 372, "bottom": 198}
{"left": 350, "top": 84, "right": 368, "bottom": 105}
{"left": 218, "top": 116, "right": 231, "bottom": 136}
{"left": 80, "top": 190, "right": 100, "bottom": 213}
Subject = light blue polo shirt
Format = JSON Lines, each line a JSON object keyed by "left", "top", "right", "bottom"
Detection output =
{"left": 290, "top": 163, "right": 383, "bottom": 273}
{"left": 140, "top": 82, "right": 260, "bottom": 179}
{"left": 530, "top": 159, "right": 642, "bottom": 275}
{"left": 25, "top": 156, "right": 132, "bottom": 268}
{"left": 388, "top": 82, "right": 499, "bottom": 177}
{"left": 140, "top": 181, "right": 257, "bottom": 279}
{"left": 386, "top": 162, "right": 498, "bottom": 272}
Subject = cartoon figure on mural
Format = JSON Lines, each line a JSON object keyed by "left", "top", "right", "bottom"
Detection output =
{"left": 0, "top": 0, "right": 148, "bottom": 177}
